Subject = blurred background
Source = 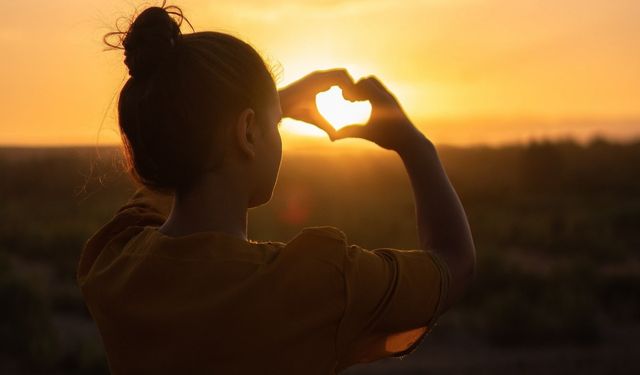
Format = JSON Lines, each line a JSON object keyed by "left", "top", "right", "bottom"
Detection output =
{"left": 1, "top": 0, "right": 639, "bottom": 374}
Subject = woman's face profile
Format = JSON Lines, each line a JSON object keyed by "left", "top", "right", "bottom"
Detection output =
{"left": 249, "top": 84, "right": 283, "bottom": 207}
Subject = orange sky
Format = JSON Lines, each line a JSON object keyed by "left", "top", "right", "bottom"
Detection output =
{"left": 1, "top": 0, "right": 639, "bottom": 146}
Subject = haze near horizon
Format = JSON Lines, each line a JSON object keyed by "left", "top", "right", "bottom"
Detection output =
{"left": 1, "top": 0, "right": 639, "bottom": 147}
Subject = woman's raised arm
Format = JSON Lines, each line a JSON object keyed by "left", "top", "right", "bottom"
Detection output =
{"left": 333, "top": 76, "right": 477, "bottom": 312}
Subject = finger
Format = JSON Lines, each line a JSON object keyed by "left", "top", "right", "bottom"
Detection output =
{"left": 294, "top": 107, "right": 336, "bottom": 139}
{"left": 332, "top": 125, "right": 367, "bottom": 141}
{"left": 309, "top": 68, "right": 356, "bottom": 93}
{"left": 277, "top": 69, "right": 353, "bottom": 102}
{"left": 342, "top": 76, "right": 387, "bottom": 105}
{"left": 366, "top": 75, "right": 400, "bottom": 105}
{"left": 310, "top": 114, "right": 337, "bottom": 140}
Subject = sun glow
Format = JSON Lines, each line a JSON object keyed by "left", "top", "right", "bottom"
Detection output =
{"left": 316, "top": 86, "right": 372, "bottom": 130}
{"left": 280, "top": 85, "right": 372, "bottom": 138}
{"left": 2, "top": 1, "right": 639, "bottom": 145}
{"left": 280, "top": 119, "right": 326, "bottom": 137}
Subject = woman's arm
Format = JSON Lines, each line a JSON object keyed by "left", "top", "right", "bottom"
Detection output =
{"left": 278, "top": 69, "right": 476, "bottom": 310}
{"left": 333, "top": 76, "right": 476, "bottom": 312}
{"left": 395, "top": 134, "right": 475, "bottom": 311}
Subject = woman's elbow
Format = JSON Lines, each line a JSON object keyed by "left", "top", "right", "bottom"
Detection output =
{"left": 439, "top": 245, "right": 476, "bottom": 311}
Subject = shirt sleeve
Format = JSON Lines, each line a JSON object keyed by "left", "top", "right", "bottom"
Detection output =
{"left": 115, "top": 185, "right": 174, "bottom": 220}
{"left": 77, "top": 185, "right": 174, "bottom": 282}
{"left": 334, "top": 239, "right": 451, "bottom": 368}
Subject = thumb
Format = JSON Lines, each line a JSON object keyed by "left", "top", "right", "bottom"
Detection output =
{"left": 314, "top": 117, "right": 337, "bottom": 140}
{"left": 306, "top": 110, "right": 337, "bottom": 140}
{"left": 332, "top": 125, "right": 367, "bottom": 141}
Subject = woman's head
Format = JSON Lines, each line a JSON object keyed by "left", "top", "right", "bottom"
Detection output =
{"left": 109, "top": 4, "right": 282, "bottom": 205}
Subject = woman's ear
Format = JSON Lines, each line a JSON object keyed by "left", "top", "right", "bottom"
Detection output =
{"left": 235, "top": 108, "right": 257, "bottom": 159}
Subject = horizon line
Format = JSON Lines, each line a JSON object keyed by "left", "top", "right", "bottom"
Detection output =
{"left": 2, "top": 134, "right": 639, "bottom": 150}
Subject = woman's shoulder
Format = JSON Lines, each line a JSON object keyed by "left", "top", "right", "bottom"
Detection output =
{"left": 77, "top": 186, "right": 172, "bottom": 283}
{"left": 298, "top": 226, "right": 348, "bottom": 243}
{"left": 273, "top": 226, "right": 350, "bottom": 272}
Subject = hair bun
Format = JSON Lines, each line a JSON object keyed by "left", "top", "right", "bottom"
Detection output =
{"left": 123, "top": 7, "right": 180, "bottom": 80}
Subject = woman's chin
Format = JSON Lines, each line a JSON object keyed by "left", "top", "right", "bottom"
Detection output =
{"left": 248, "top": 191, "right": 273, "bottom": 208}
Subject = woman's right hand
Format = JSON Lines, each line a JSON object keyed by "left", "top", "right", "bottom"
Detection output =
{"left": 334, "top": 76, "right": 426, "bottom": 152}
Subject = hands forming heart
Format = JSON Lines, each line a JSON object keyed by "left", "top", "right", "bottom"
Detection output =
{"left": 278, "top": 69, "right": 356, "bottom": 140}
{"left": 278, "top": 68, "right": 424, "bottom": 151}
{"left": 315, "top": 86, "right": 372, "bottom": 132}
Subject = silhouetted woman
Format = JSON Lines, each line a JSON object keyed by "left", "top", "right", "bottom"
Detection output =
{"left": 77, "top": 3, "right": 476, "bottom": 374}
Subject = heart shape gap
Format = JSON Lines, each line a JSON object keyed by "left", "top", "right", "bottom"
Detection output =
{"left": 315, "top": 85, "right": 371, "bottom": 130}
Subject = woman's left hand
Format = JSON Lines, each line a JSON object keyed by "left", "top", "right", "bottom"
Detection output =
{"left": 278, "top": 68, "right": 356, "bottom": 140}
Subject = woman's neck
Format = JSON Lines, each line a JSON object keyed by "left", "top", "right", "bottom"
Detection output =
{"left": 158, "top": 173, "right": 250, "bottom": 241}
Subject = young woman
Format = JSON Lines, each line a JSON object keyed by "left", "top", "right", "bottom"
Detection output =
{"left": 77, "top": 4, "right": 476, "bottom": 374}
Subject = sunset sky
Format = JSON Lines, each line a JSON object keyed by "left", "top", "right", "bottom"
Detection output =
{"left": 2, "top": 0, "right": 639, "bottom": 146}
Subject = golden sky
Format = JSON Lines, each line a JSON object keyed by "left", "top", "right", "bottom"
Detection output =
{"left": 1, "top": 0, "right": 639, "bottom": 146}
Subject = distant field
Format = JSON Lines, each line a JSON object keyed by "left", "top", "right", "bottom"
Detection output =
{"left": 1, "top": 140, "right": 639, "bottom": 374}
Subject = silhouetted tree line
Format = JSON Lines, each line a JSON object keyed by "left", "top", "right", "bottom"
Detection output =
{"left": 0, "top": 138, "right": 638, "bottom": 372}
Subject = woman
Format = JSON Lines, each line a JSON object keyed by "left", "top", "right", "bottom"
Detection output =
{"left": 77, "top": 3, "right": 476, "bottom": 374}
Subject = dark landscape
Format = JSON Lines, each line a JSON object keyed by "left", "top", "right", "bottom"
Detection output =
{"left": 1, "top": 138, "right": 639, "bottom": 374}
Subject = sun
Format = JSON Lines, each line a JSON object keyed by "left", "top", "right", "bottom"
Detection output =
{"left": 281, "top": 85, "right": 372, "bottom": 137}
{"left": 316, "top": 86, "right": 372, "bottom": 130}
